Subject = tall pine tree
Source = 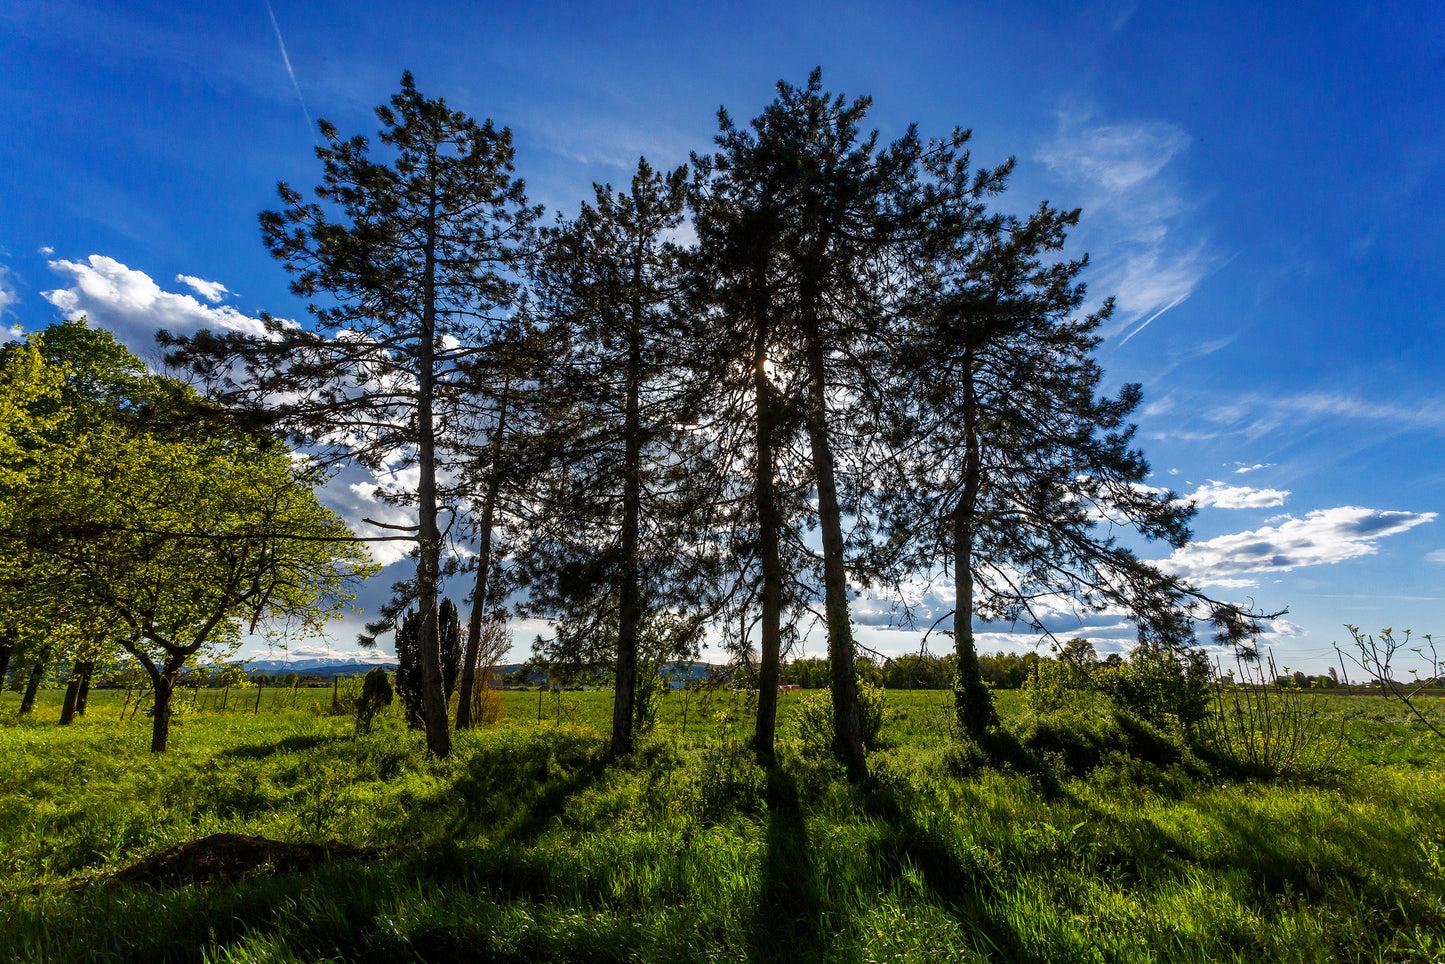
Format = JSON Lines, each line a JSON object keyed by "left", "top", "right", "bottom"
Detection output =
{"left": 166, "top": 73, "right": 538, "bottom": 757}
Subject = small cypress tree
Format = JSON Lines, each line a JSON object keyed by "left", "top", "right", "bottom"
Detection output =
{"left": 438, "top": 598, "right": 461, "bottom": 701}
{"left": 394, "top": 610, "right": 424, "bottom": 729}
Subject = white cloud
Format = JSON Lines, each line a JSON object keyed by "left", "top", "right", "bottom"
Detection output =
{"left": 310, "top": 464, "right": 418, "bottom": 569}
{"left": 1036, "top": 108, "right": 1212, "bottom": 340}
{"left": 176, "top": 274, "right": 230, "bottom": 303}
{"left": 39, "top": 246, "right": 54, "bottom": 256}
{"left": 42, "top": 255, "right": 270, "bottom": 359}
{"left": 1232, "top": 462, "right": 1273, "bottom": 474}
{"left": 0, "top": 267, "right": 17, "bottom": 317}
{"left": 1164, "top": 506, "right": 1436, "bottom": 582}
{"left": 1427, "top": 549, "right": 1445, "bottom": 564}
{"left": 1182, "top": 480, "right": 1289, "bottom": 510}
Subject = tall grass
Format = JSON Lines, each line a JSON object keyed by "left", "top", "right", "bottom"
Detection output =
{"left": 2, "top": 686, "right": 1444, "bottom": 961}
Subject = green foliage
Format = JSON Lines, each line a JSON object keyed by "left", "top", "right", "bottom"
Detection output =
{"left": 1020, "top": 656, "right": 1094, "bottom": 715}
{"left": 393, "top": 610, "right": 423, "bottom": 729}
{"left": 353, "top": 668, "right": 393, "bottom": 734}
{"left": 1097, "top": 645, "right": 1213, "bottom": 731}
{"left": 437, "top": 599, "right": 461, "bottom": 700}
{"left": 795, "top": 681, "right": 890, "bottom": 756}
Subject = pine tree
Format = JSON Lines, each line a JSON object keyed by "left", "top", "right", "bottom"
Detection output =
{"left": 394, "top": 608, "right": 423, "bottom": 728}
{"left": 528, "top": 158, "right": 713, "bottom": 756}
{"left": 882, "top": 189, "right": 1268, "bottom": 737}
{"left": 690, "top": 70, "right": 966, "bottom": 775}
{"left": 438, "top": 597, "right": 461, "bottom": 700}
{"left": 166, "top": 73, "right": 538, "bottom": 757}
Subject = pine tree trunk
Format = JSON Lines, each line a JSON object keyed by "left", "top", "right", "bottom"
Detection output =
{"left": 0, "top": 637, "right": 11, "bottom": 689}
{"left": 19, "top": 647, "right": 49, "bottom": 715}
{"left": 801, "top": 304, "right": 865, "bottom": 780}
{"left": 457, "top": 387, "right": 508, "bottom": 730}
{"left": 611, "top": 306, "right": 645, "bottom": 758}
{"left": 415, "top": 199, "right": 452, "bottom": 758}
{"left": 752, "top": 292, "right": 785, "bottom": 765}
{"left": 951, "top": 352, "right": 996, "bottom": 736}
{"left": 456, "top": 479, "right": 498, "bottom": 730}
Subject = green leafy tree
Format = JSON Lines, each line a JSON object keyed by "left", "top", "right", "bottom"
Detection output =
{"left": 1, "top": 335, "right": 376, "bottom": 750}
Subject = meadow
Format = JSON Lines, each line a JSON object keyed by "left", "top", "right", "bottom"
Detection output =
{"left": 3, "top": 683, "right": 1444, "bottom": 963}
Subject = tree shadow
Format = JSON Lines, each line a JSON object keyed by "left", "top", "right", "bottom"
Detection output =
{"left": 405, "top": 731, "right": 611, "bottom": 845}
{"left": 218, "top": 733, "right": 344, "bottom": 760}
{"left": 857, "top": 776, "right": 1032, "bottom": 962}
{"left": 748, "top": 765, "right": 831, "bottom": 964}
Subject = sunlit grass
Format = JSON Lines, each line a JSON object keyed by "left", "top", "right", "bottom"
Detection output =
{"left": 2, "top": 685, "right": 1444, "bottom": 961}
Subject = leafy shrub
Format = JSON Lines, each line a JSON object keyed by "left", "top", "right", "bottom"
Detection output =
{"left": 695, "top": 740, "right": 767, "bottom": 822}
{"left": 1097, "top": 645, "right": 1212, "bottom": 731}
{"left": 469, "top": 680, "right": 507, "bottom": 726}
{"left": 795, "top": 681, "right": 890, "bottom": 756}
{"left": 1020, "top": 658, "right": 1093, "bottom": 715}
{"left": 633, "top": 659, "right": 663, "bottom": 736}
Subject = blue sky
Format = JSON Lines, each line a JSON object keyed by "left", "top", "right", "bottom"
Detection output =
{"left": 2, "top": 0, "right": 1441, "bottom": 672}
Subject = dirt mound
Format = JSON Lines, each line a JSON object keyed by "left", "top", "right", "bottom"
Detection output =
{"left": 114, "top": 833, "right": 376, "bottom": 885}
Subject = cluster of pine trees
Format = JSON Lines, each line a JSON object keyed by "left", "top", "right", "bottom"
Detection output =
{"left": 166, "top": 70, "right": 1267, "bottom": 776}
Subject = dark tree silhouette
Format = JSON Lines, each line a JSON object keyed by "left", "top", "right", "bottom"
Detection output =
{"left": 165, "top": 73, "right": 538, "bottom": 757}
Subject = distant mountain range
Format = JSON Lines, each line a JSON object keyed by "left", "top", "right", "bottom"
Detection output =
{"left": 243, "top": 654, "right": 396, "bottom": 677}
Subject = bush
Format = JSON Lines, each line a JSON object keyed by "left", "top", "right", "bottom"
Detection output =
{"left": 1097, "top": 645, "right": 1212, "bottom": 731}
{"left": 795, "top": 680, "right": 889, "bottom": 756}
{"left": 1020, "top": 658, "right": 1092, "bottom": 715}
{"left": 1205, "top": 648, "right": 1344, "bottom": 778}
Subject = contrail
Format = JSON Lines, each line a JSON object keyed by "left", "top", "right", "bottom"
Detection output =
{"left": 1117, "top": 294, "right": 1187, "bottom": 348}
{"left": 263, "top": 0, "right": 318, "bottom": 147}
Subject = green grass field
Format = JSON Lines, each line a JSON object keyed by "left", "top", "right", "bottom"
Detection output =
{"left": 3, "top": 684, "right": 1444, "bottom": 962}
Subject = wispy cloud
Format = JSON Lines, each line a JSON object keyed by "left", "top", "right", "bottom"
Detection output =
{"left": 1428, "top": 549, "right": 1445, "bottom": 565}
{"left": 0, "top": 266, "right": 19, "bottom": 340}
{"left": 1036, "top": 107, "right": 1212, "bottom": 341}
{"left": 1233, "top": 462, "right": 1273, "bottom": 474}
{"left": 42, "top": 255, "right": 270, "bottom": 360}
{"left": 1207, "top": 391, "right": 1445, "bottom": 437}
{"left": 0, "top": 266, "right": 17, "bottom": 316}
{"left": 1164, "top": 506, "right": 1436, "bottom": 582}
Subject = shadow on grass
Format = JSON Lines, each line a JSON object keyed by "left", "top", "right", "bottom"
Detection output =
{"left": 857, "top": 773, "right": 1031, "bottom": 962}
{"left": 407, "top": 730, "right": 611, "bottom": 845}
{"left": 217, "top": 733, "right": 345, "bottom": 760}
{"left": 748, "top": 766, "right": 828, "bottom": 963}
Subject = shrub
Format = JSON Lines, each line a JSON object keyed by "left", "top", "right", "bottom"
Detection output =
{"left": 469, "top": 680, "right": 507, "bottom": 726}
{"left": 1020, "top": 658, "right": 1092, "bottom": 715}
{"left": 795, "top": 681, "right": 890, "bottom": 756}
{"left": 1205, "top": 648, "right": 1344, "bottom": 778}
{"left": 1097, "top": 645, "right": 1212, "bottom": 731}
